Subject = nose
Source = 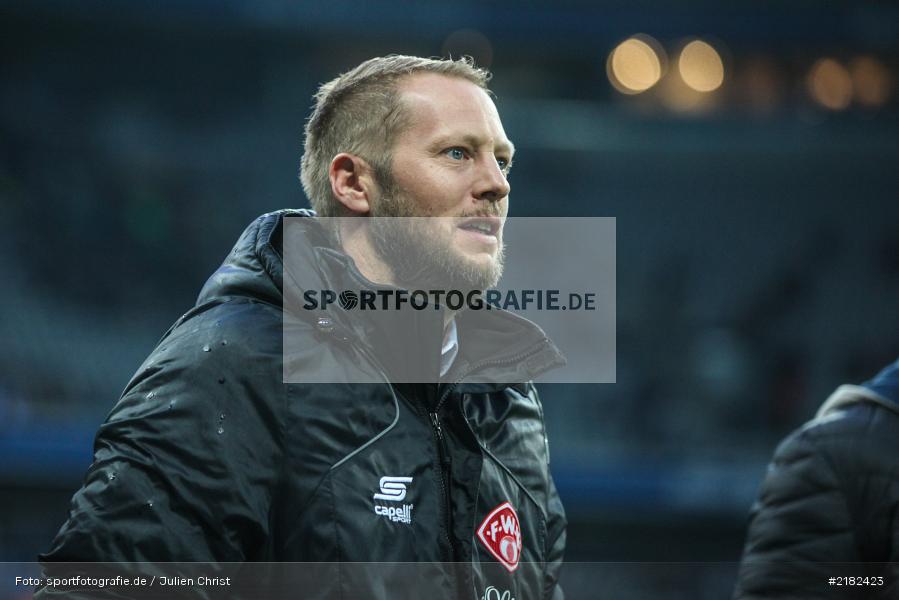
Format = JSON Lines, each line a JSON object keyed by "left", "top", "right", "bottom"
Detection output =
{"left": 473, "top": 155, "right": 511, "bottom": 203}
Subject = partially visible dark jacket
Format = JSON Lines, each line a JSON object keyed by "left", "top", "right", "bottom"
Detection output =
{"left": 38, "top": 210, "right": 567, "bottom": 600}
{"left": 733, "top": 358, "right": 899, "bottom": 599}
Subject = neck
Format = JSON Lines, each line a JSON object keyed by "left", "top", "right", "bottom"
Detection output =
{"left": 339, "top": 220, "right": 397, "bottom": 287}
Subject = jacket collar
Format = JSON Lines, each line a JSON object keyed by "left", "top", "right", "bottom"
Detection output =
{"left": 282, "top": 212, "right": 565, "bottom": 386}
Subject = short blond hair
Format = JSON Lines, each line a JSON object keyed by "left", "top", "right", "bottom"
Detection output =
{"left": 300, "top": 55, "right": 491, "bottom": 217}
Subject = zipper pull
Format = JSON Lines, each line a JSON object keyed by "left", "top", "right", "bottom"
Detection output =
{"left": 430, "top": 412, "right": 452, "bottom": 467}
{"left": 429, "top": 412, "right": 442, "bottom": 438}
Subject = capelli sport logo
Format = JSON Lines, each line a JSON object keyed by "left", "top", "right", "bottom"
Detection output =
{"left": 476, "top": 502, "right": 522, "bottom": 572}
{"left": 373, "top": 476, "right": 414, "bottom": 525}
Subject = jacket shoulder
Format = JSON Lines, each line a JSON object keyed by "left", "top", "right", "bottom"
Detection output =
{"left": 41, "top": 300, "right": 290, "bottom": 565}
{"left": 785, "top": 401, "right": 899, "bottom": 477}
{"left": 113, "top": 298, "right": 294, "bottom": 431}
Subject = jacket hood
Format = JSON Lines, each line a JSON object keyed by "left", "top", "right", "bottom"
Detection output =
{"left": 862, "top": 356, "right": 899, "bottom": 406}
{"left": 197, "top": 208, "right": 323, "bottom": 308}
{"left": 816, "top": 356, "right": 899, "bottom": 419}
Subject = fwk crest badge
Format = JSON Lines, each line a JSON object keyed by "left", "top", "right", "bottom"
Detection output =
{"left": 476, "top": 501, "right": 522, "bottom": 572}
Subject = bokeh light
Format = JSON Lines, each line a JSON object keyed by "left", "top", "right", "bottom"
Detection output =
{"left": 607, "top": 35, "right": 665, "bottom": 95}
{"left": 807, "top": 58, "right": 852, "bottom": 110}
{"left": 850, "top": 56, "right": 891, "bottom": 108}
{"left": 678, "top": 40, "right": 725, "bottom": 92}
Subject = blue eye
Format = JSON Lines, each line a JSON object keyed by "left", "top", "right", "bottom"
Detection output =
{"left": 446, "top": 148, "right": 466, "bottom": 160}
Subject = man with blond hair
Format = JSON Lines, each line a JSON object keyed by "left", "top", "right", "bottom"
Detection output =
{"left": 39, "top": 55, "right": 567, "bottom": 600}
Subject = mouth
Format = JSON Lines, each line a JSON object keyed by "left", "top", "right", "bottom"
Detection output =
{"left": 456, "top": 216, "right": 502, "bottom": 240}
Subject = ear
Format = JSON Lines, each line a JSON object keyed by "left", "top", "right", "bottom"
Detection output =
{"left": 329, "top": 153, "right": 376, "bottom": 215}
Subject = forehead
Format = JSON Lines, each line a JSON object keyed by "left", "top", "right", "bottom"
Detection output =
{"left": 395, "top": 73, "right": 511, "bottom": 149}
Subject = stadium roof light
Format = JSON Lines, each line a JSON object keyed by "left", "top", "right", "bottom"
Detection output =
{"left": 607, "top": 34, "right": 666, "bottom": 95}
{"left": 678, "top": 39, "right": 725, "bottom": 93}
{"left": 808, "top": 58, "right": 853, "bottom": 111}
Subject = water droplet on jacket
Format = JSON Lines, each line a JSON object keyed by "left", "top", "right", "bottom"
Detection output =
{"left": 316, "top": 316, "right": 333, "bottom": 332}
{"left": 220, "top": 339, "right": 228, "bottom": 346}
{"left": 215, "top": 321, "right": 222, "bottom": 327}
{"left": 108, "top": 472, "right": 117, "bottom": 481}
{"left": 146, "top": 391, "right": 156, "bottom": 400}
{"left": 218, "top": 377, "right": 225, "bottom": 384}
{"left": 217, "top": 427, "right": 225, "bottom": 435}
{"left": 168, "top": 401, "right": 175, "bottom": 410}
{"left": 203, "top": 345, "right": 211, "bottom": 352}
{"left": 219, "top": 413, "right": 226, "bottom": 420}
{"left": 147, "top": 501, "right": 154, "bottom": 508}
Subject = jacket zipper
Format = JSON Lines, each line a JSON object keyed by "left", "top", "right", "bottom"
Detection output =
{"left": 342, "top": 329, "right": 456, "bottom": 561}
{"left": 429, "top": 409, "right": 455, "bottom": 561}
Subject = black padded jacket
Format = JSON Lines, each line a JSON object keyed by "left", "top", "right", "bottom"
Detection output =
{"left": 38, "top": 210, "right": 568, "bottom": 600}
{"left": 733, "top": 359, "right": 899, "bottom": 600}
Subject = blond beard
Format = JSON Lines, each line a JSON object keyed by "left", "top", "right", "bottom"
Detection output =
{"left": 368, "top": 180, "right": 504, "bottom": 293}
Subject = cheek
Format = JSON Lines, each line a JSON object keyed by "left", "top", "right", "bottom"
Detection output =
{"left": 411, "top": 175, "right": 466, "bottom": 214}
{"left": 393, "top": 164, "right": 433, "bottom": 199}
{"left": 392, "top": 157, "right": 472, "bottom": 215}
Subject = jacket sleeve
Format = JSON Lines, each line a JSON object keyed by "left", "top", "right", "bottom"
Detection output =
{"left": 732, "top": 422, "right": 861, "bottom": 599}
{"left": 36, "top": 314, "right": 285, "bottom": 598}
{"left": 544, "top": 472, "right": 567, "bottom": 600}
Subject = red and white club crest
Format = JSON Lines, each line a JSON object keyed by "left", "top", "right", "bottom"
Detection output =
{"left": 476, "top": 501, "right": 523, "bottom": 572}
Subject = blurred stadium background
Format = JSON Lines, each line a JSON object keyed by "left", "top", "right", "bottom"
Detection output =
{"left": 1, "top": 1, "right": 898, "bottom": 598}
